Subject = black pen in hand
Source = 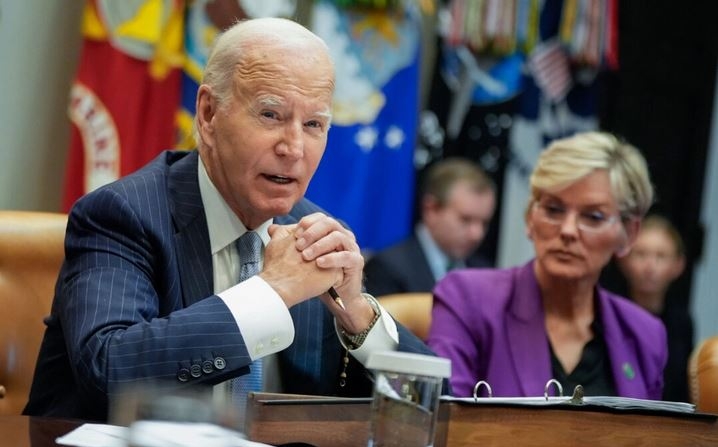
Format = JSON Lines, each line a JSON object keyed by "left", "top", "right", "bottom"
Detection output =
{"left": 328, "top": 287, "right": 346, "bottom": 310}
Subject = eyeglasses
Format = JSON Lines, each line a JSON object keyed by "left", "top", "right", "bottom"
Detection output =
{"left": 532, "top": 201, "right": 622, "bottom": 234}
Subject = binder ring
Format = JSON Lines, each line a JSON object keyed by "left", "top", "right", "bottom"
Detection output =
{"left": 544, "top": 379, "right": 563, "bottom": 400}
{"left": 472, "top": 380, "right": 493, "bottom": 400}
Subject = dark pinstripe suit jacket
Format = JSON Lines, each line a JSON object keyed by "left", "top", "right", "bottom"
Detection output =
{"left": 23, "top": 150, "right": 435, "bottom": 421}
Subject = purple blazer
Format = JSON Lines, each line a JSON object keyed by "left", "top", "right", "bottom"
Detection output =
{"left": 427, "top": 261, "right": 667, "bottom": 399}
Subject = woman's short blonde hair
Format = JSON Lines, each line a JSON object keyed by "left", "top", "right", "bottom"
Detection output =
{"left": 529, "top": 131, "right": 654, "bottom": 218}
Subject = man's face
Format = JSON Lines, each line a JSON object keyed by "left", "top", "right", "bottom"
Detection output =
{"left": 424, "top": 181, "right": 496, "bottom": 260}
{"left": 197, "top": 47, "right": 334, "bottom": 229}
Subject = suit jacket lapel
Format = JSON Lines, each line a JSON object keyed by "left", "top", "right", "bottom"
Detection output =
{"left": 275, "top": 201, "right": 347, "bottom": 391}
{"left": 274, "top": 203, "right": 327, "bottom": 388}
{"left": 409, "top": 236, "right": 437, "bottom": 290}
{"left": 599, "top": 291, "right": 646, "bottom": 397}
{"left": 506, "top": 262, "right": 553, "bottom": 396}
{"left": 281, "top": 300, "right": 334, "bottom": 392}
{"left": 167, "top": 151, "right": 214, "bottom": 307}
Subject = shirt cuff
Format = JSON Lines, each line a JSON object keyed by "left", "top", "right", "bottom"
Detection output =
{"left": 335, "top": 302, "right": 399, "bottom": 365}
{"left": 218, "top": 276, "right": 294, "bottom": 361}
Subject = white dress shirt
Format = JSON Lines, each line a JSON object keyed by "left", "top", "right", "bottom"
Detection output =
{"left": 416, "top": 223, "right": 465, "bottom": 280}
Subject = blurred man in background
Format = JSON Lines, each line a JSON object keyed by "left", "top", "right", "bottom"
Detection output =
{"left": 364, "top": 157, "right": 496, "bottom": 296}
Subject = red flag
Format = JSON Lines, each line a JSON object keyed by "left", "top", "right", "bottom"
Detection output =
{"left": 63, "top": 0, "right": 183, "bottom": 211}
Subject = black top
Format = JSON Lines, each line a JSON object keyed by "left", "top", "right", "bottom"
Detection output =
{"left": 659, "top": 299, "right": 694, "bottom": 402}
{"left": 550, "top": 319, "right": 617, "bottom": 397}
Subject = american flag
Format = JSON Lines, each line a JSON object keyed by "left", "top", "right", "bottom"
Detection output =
{"left": 528, "top": 39, "right": 573, "bottom": 103}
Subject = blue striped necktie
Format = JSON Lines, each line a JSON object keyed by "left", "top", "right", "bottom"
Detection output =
{"left": 229, "top": 231, "right": 264, "bottom": 425}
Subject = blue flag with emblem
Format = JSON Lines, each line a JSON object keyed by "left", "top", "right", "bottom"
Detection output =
{"left": 306, "top": 1, "right": 421, "bottom": 252}
{"left": 175, "top": 1, "right": 216, "bottom": 149}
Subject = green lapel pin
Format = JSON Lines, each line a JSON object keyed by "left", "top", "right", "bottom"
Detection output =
{"left": 622, "top": 362, "right": 635, "bottom": 380}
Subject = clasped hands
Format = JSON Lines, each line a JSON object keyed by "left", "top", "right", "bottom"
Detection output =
{"left": 259, "top": 212, "right": 374, "bottom": 334}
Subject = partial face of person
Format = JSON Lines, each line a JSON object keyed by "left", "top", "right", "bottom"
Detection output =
{"left": 527, "top": 169, "right": 632, "bottom": 284}
{"left": 424, "top": 181, "right": 496, "bottom": 260}
{"left": 198, "top": 41, "right": 334, "bottom": 229}
{"left": 619, "top": 227, "right": 683, "bottom": 297}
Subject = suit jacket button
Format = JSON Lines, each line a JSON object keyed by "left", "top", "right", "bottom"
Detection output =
{"left": 177, "top": 368, "right": 191, "bottom": 382}
{"left": 202, "top": 360, "right": 214, "bottom": 374}
{"left": 214, "top": 357, "right": 226, "bottom": 370}
{"left": 190, "top": 364, "right": 202, "bottom": 378}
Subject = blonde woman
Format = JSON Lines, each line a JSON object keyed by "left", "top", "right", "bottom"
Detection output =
{"left": 428, "top": 131, "right": 667, "bottom": 399}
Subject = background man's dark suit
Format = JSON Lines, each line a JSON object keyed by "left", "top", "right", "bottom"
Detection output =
{"left": 364, "top": 234, "right": 491, "bottom": 297}
{"left": 24, "top": 150, "right": 434, "bottom": 421}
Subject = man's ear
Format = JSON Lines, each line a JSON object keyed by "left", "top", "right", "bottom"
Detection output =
{"left": 195, "top": 85, "right": 216, "bottom": 146}
{"left": 421, "top": 195, "right": 440, "bottom": 217}
{"left": 615, "top": 217, "right": 641, "bottom": 258}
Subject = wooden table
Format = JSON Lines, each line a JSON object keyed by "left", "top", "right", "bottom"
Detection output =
{"left": 447, "top": 402, "right": 718, "bottom": 446}
{"left": 4, "top": 395, "right": 717, "bottom": 446}
{"left": 246, "top": 392, "right": 718, "bottom": 447}
{"left": 0, "top": 415, "right": 80, "bottom": 447}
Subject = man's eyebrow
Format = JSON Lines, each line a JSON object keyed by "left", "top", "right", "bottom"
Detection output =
{"left": 257, "top": 95, "right": 282, "bottom": 107}
{"left": 316, "top": 109, "right": 332, "bottom": 121}
{"left": 255, "top": 95, "right": 332, "bottom": 123}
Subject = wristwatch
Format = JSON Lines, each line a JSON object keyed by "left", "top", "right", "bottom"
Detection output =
{"left": 341, "top": 293, "right": 381, "bottom": 349}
